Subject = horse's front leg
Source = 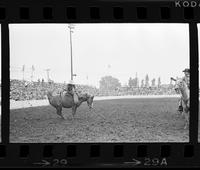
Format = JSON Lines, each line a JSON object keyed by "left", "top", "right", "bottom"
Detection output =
{"left": 56, "top": 106, "right": 65, "bottom": 119}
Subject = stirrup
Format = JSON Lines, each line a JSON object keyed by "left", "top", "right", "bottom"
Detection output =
{"left": 178, "top": 106, "right": 183, "bottom": 112}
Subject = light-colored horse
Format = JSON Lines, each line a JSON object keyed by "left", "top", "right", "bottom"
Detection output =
{"left": 47, "top": 91, "right": 94, "bottom": 119}
{"left": 171, "top": 77, "right": 190, "bottom": 129}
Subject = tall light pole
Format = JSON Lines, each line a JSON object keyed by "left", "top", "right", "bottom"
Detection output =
{"left": 68, "top": 24, "right": 76, "bottom": 81}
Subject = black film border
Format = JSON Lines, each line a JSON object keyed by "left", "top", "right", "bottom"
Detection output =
{"left": 0, "top": 0, "right": 200, "bottom": 168}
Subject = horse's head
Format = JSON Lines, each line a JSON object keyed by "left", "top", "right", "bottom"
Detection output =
{"left": 86, "top": 94, "right": 94, "bottom": 110}
{"left": 171, "top": 77, "right": 187, "bottom": 94}
{"left": 79, "top": 93, "right": 94, "bottom": 109}
{"left": 80, "top": 93, "right": 94, "bottom": 109}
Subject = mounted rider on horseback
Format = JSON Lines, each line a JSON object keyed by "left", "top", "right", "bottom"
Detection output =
{"left": 64, "top": 80, "right": 79, "bottom": 104}
{"left": 178, "top": 68, "right": 190, "bottom": 112}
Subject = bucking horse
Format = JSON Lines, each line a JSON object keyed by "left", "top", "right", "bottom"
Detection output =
{"left": 171, "top": 77, "right": 190, "bottom": 129}
{"left": 47, "top": 91, "right": 94, "bottom": 119}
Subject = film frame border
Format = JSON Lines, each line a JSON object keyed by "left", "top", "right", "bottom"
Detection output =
{"left": 0, "top": 0, "right": 199, "bottom": 168}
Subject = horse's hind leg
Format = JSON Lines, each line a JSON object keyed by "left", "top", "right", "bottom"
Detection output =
{"left": 56, "top": 106, "right": 64, "bottom": 119}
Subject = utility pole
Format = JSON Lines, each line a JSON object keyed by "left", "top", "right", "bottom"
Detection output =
{"left": 68, "top": 24, "right": 76, "bottom": 81}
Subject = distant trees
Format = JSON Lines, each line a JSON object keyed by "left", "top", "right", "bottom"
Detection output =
{"left": 99, "top": 76, "right": 121, "bottom": 91}
{"left": 140, "top": 76, "right": 159, "bottom": 88}
{"left": 158, "top": 77, "right": 161, "bottom": 88}
{"left": 128, "top": 77, "right": 133, "bottom": 88}
{"left": 128, "top": 75, "right": 162, "bottom": 89}
{"left": 141, "top": 79, "right": 144, "bottom": 88}
{"left": 99, "top": 74, "right": 163, "bottom": 91}
{"left": 145, "top": 74, "right": 149, "bottom": 88}
{"left": 151, "top": 78, "right": 156, "bottom": 87}
{"left": 128, "top": 77, "right": 139, "bottom": 88}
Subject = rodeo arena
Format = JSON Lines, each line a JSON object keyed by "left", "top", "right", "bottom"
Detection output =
{"left": 9, "top": 24, "right": 194, "bottom": 143}
{"left": 9, "top": 66, "right": 192, "bottom": 143}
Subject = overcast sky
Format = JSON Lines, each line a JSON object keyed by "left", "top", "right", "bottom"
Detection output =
{"left": 9, "top": 23, "right": 189, "bottom": 88}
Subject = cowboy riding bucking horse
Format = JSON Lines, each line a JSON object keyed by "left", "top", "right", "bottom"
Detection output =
{"left": 63, "top": 80, "right": 79, "bottom": 104}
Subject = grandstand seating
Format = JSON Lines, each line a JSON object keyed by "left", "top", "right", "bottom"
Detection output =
{"left": 10, "top": 79, "right": 177, "bottom": 101}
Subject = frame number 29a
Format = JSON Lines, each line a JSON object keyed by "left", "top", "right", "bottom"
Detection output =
{"left": 144, "top": 158, "right": 167, "bottom": 166}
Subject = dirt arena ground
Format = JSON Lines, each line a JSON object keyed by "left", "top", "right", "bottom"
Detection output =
{"left": 10, "top": 97, "right": 190, "bottom": 143}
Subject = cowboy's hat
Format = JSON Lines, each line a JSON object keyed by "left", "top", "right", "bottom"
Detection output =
{"left": 182, "top": 68, "right": 190, "bottom": 73}
{"left": 68, "top": 80, "right": 76, "bottom": 85}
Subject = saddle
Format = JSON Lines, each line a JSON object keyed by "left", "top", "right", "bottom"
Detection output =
{"left": 62, "top": 91, "right": 79, "bottom": 104}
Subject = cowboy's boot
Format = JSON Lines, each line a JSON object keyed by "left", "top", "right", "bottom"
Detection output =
{"left": 178, "top": 105, "right": 183, "bottom": 112}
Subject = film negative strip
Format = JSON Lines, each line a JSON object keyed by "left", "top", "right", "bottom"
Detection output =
{"left": 0, "top": 0, "right": 200, "bottom": 168}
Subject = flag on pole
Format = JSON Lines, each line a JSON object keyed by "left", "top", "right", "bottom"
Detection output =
{"left": 22, "top": 65, "right": 25, "bottom": 72}
{"left": 31, "top": 65, "right": 35, "bottom": 82}
{"left": 22, "top": 65, "right": 25, "bottom": 81}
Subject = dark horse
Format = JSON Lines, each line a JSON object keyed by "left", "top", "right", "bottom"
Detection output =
{"left": 47, "top": 91, "right": 94, "bottom": 119}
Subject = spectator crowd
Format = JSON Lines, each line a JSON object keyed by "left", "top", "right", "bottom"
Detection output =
{"left": 10, "top": 79, "right": 99, "bottom": 101}
{"left": 10, "top": 79, "right": 178, "bottom": 101}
